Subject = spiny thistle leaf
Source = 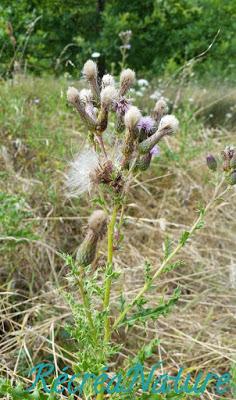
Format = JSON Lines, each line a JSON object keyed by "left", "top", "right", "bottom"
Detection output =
{"left": 120, "top": 288, "right": 181, "bottom": 327}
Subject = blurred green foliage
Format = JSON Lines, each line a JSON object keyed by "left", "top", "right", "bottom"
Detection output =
{"left": 0, "top": 0, "right": 235, "bottom": 79}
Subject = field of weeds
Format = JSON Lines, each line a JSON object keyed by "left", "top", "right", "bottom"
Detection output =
{"left": 0, "top": 75, "right": 236, "bottom": 399}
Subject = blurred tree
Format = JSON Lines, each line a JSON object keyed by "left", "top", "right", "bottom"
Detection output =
{"left": 0, "top": 0, "right": 235, "bottom": 79}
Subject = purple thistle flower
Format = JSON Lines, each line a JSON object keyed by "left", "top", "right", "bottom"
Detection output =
{"left": 150, "top": 145, "right": 160, "bottom": 158}
{"left": 114, "top": 98, "right": 130, "bottom": 116}
{"left": 137, "top": 116, "right": 155, "bottom": 133}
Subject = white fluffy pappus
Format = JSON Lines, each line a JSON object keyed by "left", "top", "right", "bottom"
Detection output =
{"left": 159, "top": 114, "right": 179, "bottom": 134}
{"left": 67, "top": 86, "right": 80, "bottom": 104}
{"left": 124, "top": 106, "right": 142, "bottom": 130}
{"left": 79, "top": 88, "right": 93, "bottom": 104}
{"left": 82, "top": 59, "right": 98, "bottom": 80}
{"left": 101, "top": 86, "right": 118, "bottom": 108}
{"left": 120, "top": 68, "right": 135, "bottom": 95}
{"left": 102, "top": 74, "right": 115, "bottom": 88}
{"left": 120, "top": 68, "right": 135, "bottom": 86}
{"left": 154, "top": 98, "right": 168, "bottom": 114}
{"left": 66, "top": 149, "right": 99, "bottom": 197}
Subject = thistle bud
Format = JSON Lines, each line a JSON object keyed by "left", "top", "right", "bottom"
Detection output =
{"left": 82, "top": 59, "right": 100, "bottom": 102}
{"left": 76, "top": 210, "right": 107, "bottom": 267}
{"left": 119, "top": 68, "right": 135, "bottom": 96}
{"left": 101, "top": 86, "right": 118, "bottom": 110}
{"left": 102, "top": 74, "right": 115, "bottom": 89}
{"left": 67, "top": 86, "right": 80, "bottom": 104}
{"left": 79, "top": 88, "right": 93, "bottom": 104}
{"left": 82, "top": 59, "right": 98, "bottom": 81}
{"left": 67, "top": 86, "right": 96, "bottom": 130}
{"left": 124, "top": 106, "right": 141, "bottom": 131}
{"left": 206, "top": 154, "right": 217, "bottom": 171}
{"left": 229, "top": 171, "right": 236, "bottom": 186}
{"left": 134, "top": 152, "right": 152, "bottom": 172}
{"left": 153, "top": 98, "right": 168, "bottom": 123}
{"left": 159, "top": 115, "right": 179, "bottom": 135}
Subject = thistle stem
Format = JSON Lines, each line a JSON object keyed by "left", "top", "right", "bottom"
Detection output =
{"left": 103, "top": 204, "right": 119, "bottom": 343}
{"left": 77, "top": 266, "right": 98, "bottom": 344}
{"left": 112, "top": 179, "right": 227, "bottom": 330}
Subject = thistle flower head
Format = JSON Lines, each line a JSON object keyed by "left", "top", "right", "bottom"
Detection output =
{"left": 67, "top": 86, "right": 80, "bottom": 104}
{"left": 120, "top": 68, "right": 135, "bottom": 96}
{"left": 101, "top": 86, "right": 118, "bottom": 109}
{"left": 137, "top": 116, "right": 155, "bottom": 133}
{"left": 80, "top": 88, "right": 93, "bottom": 104}
{"left": 159, "top": 114, "right": 179, "bottom": 135}
{"left": 102, "top": 74, "right": 115, "bottom": 89}
{"left": 206, "top": 154, "right": 217, "bottom": 171}
{"left": 114, "top": 98, "right": 130, "bottom": 116}
{"left": 88, "top": 210, "right": 107, "bottom": 238}
{"left": 82, "top": 59, "right": 98, "bottom": 81}
{"left": 124, "top": 106, "right": 141, "bottom": 130}
{"left": 222, "top": 145, "right": 235, "bottom": 161}
{"left": 150, "top": 145, "right": 160, "bottom": 157}
{"left": 66, "top": 149, "right": 99, "bottom": 197}
{"left": 153, "top": 98, "right": 168, "bottom": 119}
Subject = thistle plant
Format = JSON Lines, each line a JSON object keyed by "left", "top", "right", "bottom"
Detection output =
{"left": 62, "top": 60, "right": 236, "bottom": 399}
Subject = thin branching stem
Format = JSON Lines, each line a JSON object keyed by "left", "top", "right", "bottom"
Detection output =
{"left": 103, "top": 203, "right": 119, "bottom": 343}
{"left": 112, "top": 178, "right": 228, "bottom": 331}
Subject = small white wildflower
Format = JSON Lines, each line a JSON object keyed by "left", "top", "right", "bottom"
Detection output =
{"left": 137, "top": 79, "right": 149, "bottom": 87}
{"left": 101, "top": 86, "right": 118, "bottom": 108}
{"left": 82, "top": 59, "right": 97, "bottom": 80}
{"left": 91, "top": 52, "right": 100, "bottom": 58}
{"left": 66, "top": 149, "right": 99, "bottom": 197}
{"left": 124, "top": 106, "right": 142, "bottom": 130}
{"left": 67, "top": 87, "right": 80, "bottom": 104}
{"left": 150, "top": 90, "right": 163, "bottom": 100}
{"left": 159, "top": 115, "right": 179, "bottom": 134}
{"left": 226, "top": 113, "right": 232, "bottom": 119}
{"left": 136, "top": 91, "right": 143, "bottom": 97}
{"left": 80, "top": 89, "right": 93, "bottom": 104}
{"left": 102, "top": 74, "right": 115, "bottom": 89}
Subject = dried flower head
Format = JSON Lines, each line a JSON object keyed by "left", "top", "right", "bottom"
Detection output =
{"left": 66, "top": 149, "right": 99, "bottom": 197}
{"left": 102, "top": 74, "right": 115, "bottom": 89}
{"left": 80, "top": 88, "right": 93, "bottom": 104}
{"left": 82, "top": 59, "right": 98, "bottom": 80}
{"left": 88, "top": 210, "right": 107, "bottom": 238}
{"left": 119, "top": 69, "right": 135, "bottom": 96}
{"left": 67, "top": 86, "right": 80, "bottom": 104}
{"left": 153, "top": 98, "right": 168, "bottom": 122}
{"left": 124, "top": 106, "right": 141, "bottom": 131}
{"left": 101, "top": 86, "right": 118, "bottom": 109}
{"left": 159, "top": 115, "right": 179, "bottom": 135}
{"left": 76, "top": 209, "right": 107, "bottom": 267}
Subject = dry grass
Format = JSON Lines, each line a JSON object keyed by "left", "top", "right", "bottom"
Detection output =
{"left": 0, "top": 76, "right": 236, "bottom": 399}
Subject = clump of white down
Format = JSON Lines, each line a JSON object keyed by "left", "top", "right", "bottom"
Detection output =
{"left": 102, "top": 74, "right": 115, "bottom": 88}
{"left": 66, "top": 149, "right": 99, "bottom": 196}
{"left": 124, "top": 106, "right": 142, "bottom": 130}
{"left": 159, "top": 114, "right": 179, "bottom": 133}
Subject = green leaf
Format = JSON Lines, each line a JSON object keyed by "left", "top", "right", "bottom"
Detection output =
{"left": 121, "top": 288, "right": 181, "bottom": 327}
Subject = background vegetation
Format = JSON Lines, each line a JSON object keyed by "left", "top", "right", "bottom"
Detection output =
{"left": 0, "top": 0, "right": 236, "bottom": 79}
